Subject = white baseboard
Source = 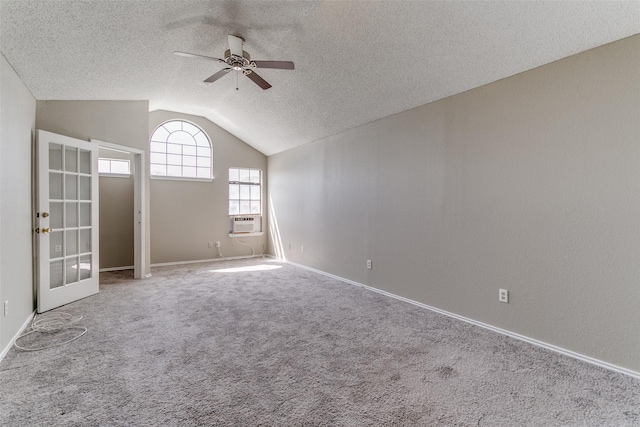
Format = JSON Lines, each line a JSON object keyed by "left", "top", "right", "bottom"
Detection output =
{"left": 285, "top": 260, "right": 640, "bottom": 380}
{"left": 0, "top": 310, "right": 35, "bottom": 363}
{"left": 105, "top": 257, "right": 269, "bottom": 274}
{"left": 151, "top": 254, "right": 267, "bottom": 268}
{"left": 99, "top": 265, "right": 134, "bottom": 272}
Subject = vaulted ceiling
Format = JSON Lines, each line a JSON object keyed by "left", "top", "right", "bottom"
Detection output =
{"left": 1, "top": 1, "right": 639, "bottom": 155}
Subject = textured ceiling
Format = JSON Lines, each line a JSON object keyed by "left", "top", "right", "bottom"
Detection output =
{"left": 1, "top": 1, "right": 639, "bottom": 156}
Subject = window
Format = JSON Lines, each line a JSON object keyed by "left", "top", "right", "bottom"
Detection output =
{"left": 229, "top": 168, "right": 261, "bottom": 215}
{"left": 149, "top": 120, "right": 212, "bottom": 179}
{"left": 98, "top": 158, "right": 130, "bottom": 176}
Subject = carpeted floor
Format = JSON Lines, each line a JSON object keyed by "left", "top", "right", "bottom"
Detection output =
{"left": 1, "top": 257, "right": 639, "bottom": 426}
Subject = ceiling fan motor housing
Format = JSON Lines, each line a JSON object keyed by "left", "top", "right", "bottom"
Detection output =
{"left": 224, "top": 49, "right": 256, "bottom": 71}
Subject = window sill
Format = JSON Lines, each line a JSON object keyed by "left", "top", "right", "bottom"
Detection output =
{"left": 99, "top": 173, "right": 131, "bottom": 178}
{"left": 228, "top": 232, "right": 264, "bottom": 237}
{"left": 150, "top": 175, "right": 213, "bottom": 182}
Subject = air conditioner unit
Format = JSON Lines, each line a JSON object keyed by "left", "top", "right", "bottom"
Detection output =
{"left": 232, "top": 216, "right": 257, "bottom": 233}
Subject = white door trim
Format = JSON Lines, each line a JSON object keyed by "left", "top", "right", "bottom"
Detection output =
{"left": 91, "top": 139, "right": 146, "bottom": 280}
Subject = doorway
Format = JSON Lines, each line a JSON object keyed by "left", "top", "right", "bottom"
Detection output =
{"left": 91, "top": 139, "right": 146, "bottom": 280}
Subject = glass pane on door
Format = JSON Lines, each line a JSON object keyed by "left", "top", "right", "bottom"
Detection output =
{"left": 50, "top": 202, "right": 63, "bottom": 229}
{"left": 80, "top": 229, "right": 91, "bottom": 253}
{"left": 79, "top": 149, "right": 91, "bottom": 174}
{"left": 50, "top": 260, "right": 64, "bottom": 289}
{"left": 66, "top": 230, "right": 78, "bottom": 256}
{"left": 79, "top": 255, "right": 92, "bottom": 281}
{"left": 66, "top": 175, "right": 78, "bottom": 200}
{"left": 65, "top": 147, "right": 78, "bottom": 172}
{"left": 66, "top": 202, "right": 78, "bottom": 227}
{"left": 80, "top": 176, "right": 91, "bottom": 200}
{"left": 49, "top": 143, "right": 63, "bottom": 171}
{"left": 50, "top": 231, "right": 63, "bottom": 259}
{"left": 50, "top": 173, "right": 63, "bottom": 200}
{"left": 65, "top": 257, "right": 79, "bottom": 285}
{"left": 80, "top": 203, "right": 91, "bottom": 226}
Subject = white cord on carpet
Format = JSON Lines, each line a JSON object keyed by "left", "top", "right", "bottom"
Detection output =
{"left": 14, "top": 311, "right": 87, "bottom": 352}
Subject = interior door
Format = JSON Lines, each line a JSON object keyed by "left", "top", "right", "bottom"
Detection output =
{"left": 37, "top": 130, "right": 99, "bottom": 313}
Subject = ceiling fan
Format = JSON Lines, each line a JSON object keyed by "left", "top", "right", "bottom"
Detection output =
{"left": 174, "top": 34, "right": 294, "bottom": 90}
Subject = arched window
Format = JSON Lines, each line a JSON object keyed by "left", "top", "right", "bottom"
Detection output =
{"left": 149, "top": 120, "right": 212, "bottom": 179}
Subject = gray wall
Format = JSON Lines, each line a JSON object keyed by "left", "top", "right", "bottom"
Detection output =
{"left": 98, "top": 149, "right": 134, "bottom": 269}
{"left": 268, "top": 35, "right": 640, "bottom": 373}
{"left": 149, "top": 110, "right": 267, "bottom": 264}
{"left": 0, "top": 54, "right": 37, "bottom": 353}
{"left": 35, "top": 100, "right": 151, "bottom": 276}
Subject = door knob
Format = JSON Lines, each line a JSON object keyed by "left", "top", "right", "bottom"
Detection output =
{"left": 42, "top": 228, "right": 51, "bottom": 234}
{"left": 42, "top": 212, "right": 50, "bottom": 218}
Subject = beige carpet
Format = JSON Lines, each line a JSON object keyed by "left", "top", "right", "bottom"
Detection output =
{"left": 1, "top": 257, "right": 639, "bottom": 426}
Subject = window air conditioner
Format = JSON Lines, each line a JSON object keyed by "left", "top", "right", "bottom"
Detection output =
{"left": 232, "top": 216, "right": 256, "bottom": 233}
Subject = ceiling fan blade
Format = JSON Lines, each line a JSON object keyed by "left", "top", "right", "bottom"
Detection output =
{"left": 252, "top": 61, "right": 295, "bottom": 70}
{"left": 174, "top": 51, "right": 225, "bottom": 63}
{"left": 245, "top": 71, "right": 272, "bottom": 90}
{"left": 204, "top": 68, "right": 231, "bottom": 83}
{"left": 228, "top": 35, "right": 244, "bottom": 57}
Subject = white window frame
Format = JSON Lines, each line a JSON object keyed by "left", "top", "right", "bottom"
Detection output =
{"left": 229, "top": 168, "right": 262, "bottom": 216}
{"left": 149, "top": 119, "right": 213, "bottom": 181}
{"left": 98, "top": 157, "right": 131, "bottom": 177}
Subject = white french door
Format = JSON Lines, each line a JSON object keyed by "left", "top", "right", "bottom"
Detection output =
{"left": 37, "top": 130, "right": 99, "bottom": 313}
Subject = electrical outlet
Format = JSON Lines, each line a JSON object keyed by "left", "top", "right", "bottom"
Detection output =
{"left": 55, "top": 244, "right": 62, "bottom": 253}
{"left": 367, "top": 260, "right": 372, "bottom": 269}
{"left": 300, "top": 245, "right": 304, "bottom": 253}
{"left": 215, "top": 241, "right": 221, "bottom": 248}
{"left": 499, "top": 289, "right": 509, "bottom": 303}
{"left": 208, "top": 242, "right": 213, "bottom": 248}
{"left": 3, "top": 300, "right": 8, "bottom": 317}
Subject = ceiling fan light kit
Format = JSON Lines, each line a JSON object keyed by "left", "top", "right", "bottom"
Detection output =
{"left": 175, "top": 34, "right": 294, "bottom": 90}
